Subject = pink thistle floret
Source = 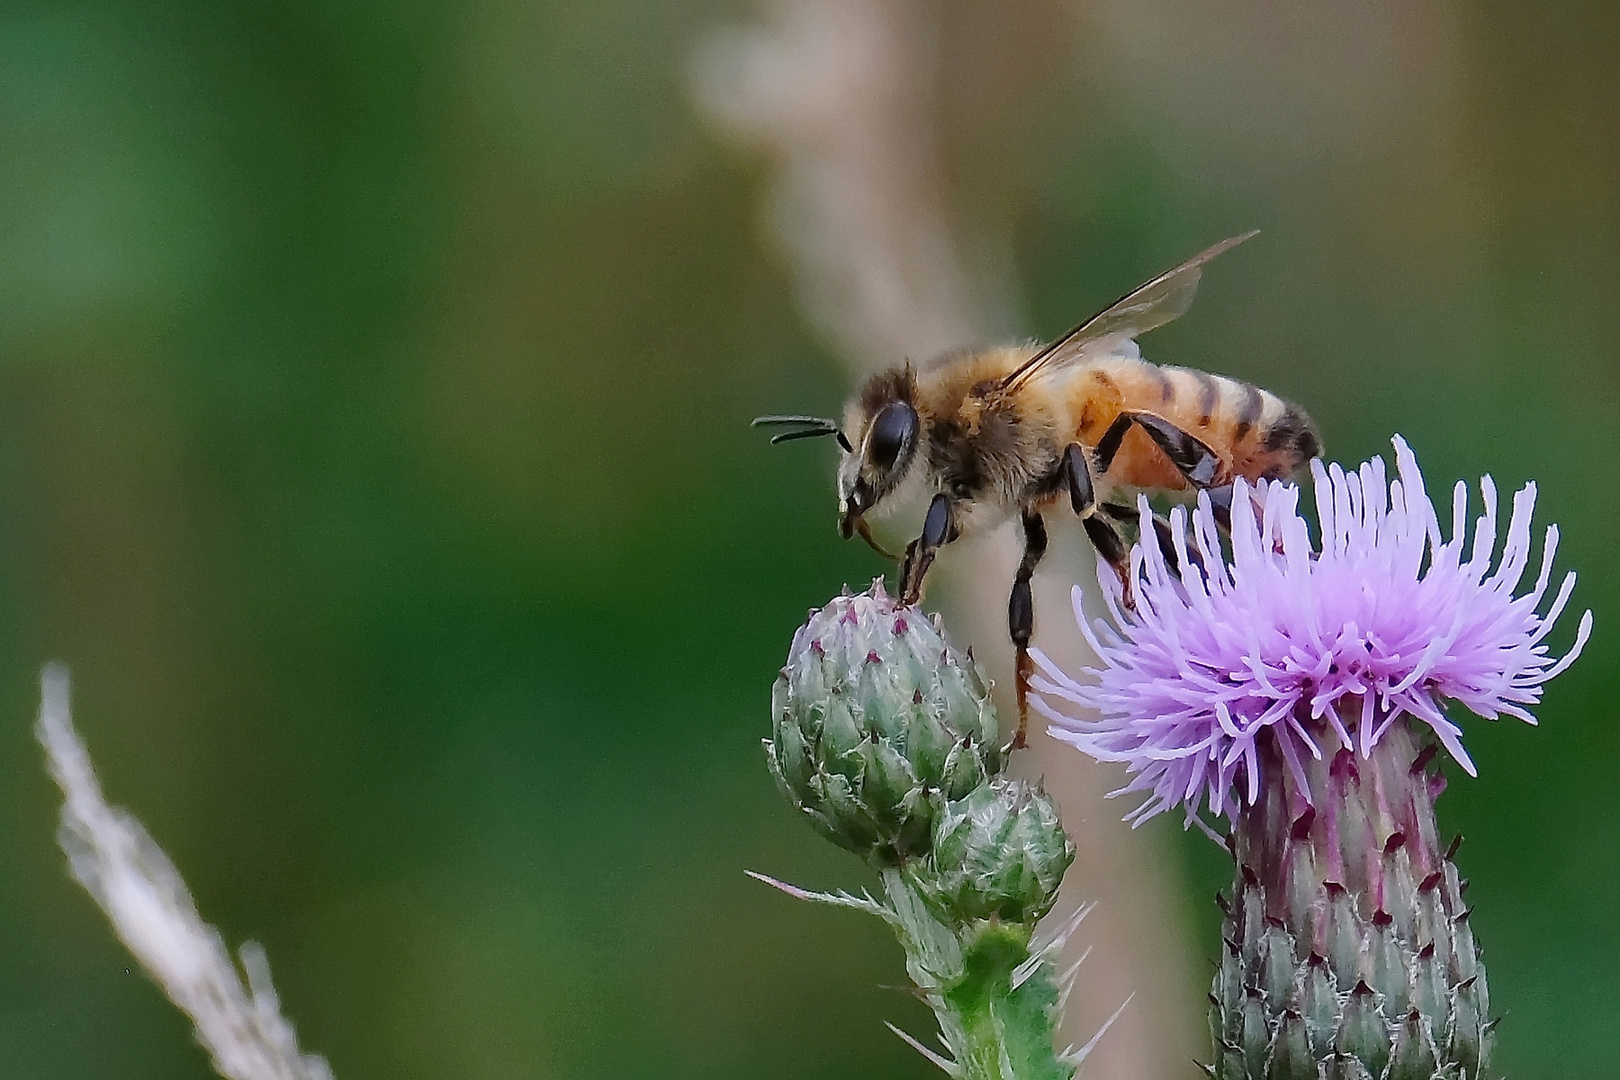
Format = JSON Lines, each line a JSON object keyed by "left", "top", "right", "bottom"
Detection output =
{"left": 1031, "top": 436, "right": 1592, "bottom": 828}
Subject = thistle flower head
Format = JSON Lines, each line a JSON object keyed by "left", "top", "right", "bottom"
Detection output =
{"left": 1033, "top": 436, "right": 1591, "bottom": 827}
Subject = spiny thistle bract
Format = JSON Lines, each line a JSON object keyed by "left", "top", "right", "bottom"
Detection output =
{"left": 1213, "top": 721, "right": 1484, "bottom": 1079}
{"left": 768, "top": 579, "right": 1003, "bottom": 865}
{"left": 1033, "top": 437, "right": 1589, "bottom": 1079}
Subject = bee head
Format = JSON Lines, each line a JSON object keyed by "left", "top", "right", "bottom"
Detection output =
{"left": 838, "top": 368, "right": 922, "bottom": 540}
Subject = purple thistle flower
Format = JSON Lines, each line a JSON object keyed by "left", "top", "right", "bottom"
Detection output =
{"left": 1031, "top": 436, "right": 1591, "bottom": 829}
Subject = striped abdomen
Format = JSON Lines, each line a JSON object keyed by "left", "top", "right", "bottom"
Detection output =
{"left": 1067, "top": 357, "right": 1319, "bottom": 492}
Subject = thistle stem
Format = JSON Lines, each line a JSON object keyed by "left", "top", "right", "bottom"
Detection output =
{"left": 879, "top": 870, "right": 1072, "bottom": 1080}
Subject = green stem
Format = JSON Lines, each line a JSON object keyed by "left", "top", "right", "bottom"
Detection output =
{"left": 880, "top": 870, "right": 1074, "bottom": 1080}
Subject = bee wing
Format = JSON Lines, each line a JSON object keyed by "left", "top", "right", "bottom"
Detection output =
{"left": 999, "top": 231, "right": 1258, "bottom": 392}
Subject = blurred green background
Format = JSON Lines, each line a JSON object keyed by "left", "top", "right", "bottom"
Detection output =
{"left": 0, "top": 1, "right": 1616, "bottom": 1077}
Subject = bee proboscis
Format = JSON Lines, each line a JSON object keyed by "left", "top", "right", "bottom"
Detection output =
{"left": 756, "top": 232, "right": 1320, "bottom": 747}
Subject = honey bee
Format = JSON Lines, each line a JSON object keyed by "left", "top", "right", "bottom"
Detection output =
{"left": 756, "top": 233, "right": 1319, "bottom": 746}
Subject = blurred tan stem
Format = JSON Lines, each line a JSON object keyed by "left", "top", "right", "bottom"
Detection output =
{"left": 38, "top": 666, "right": 335, "bottom": 1080}
{"left": 692, "top": 1, "right": 1198, "bottom": 1075}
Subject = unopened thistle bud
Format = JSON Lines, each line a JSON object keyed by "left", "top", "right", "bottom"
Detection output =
{"left": 1034, "top": 438, "right": 1590, "bottom": 1078}
{"left": 768, "top": 579, "right": 1004, "bottom": 866}
{"left": 761, "top": 584, "right": 1110, "bottom": 1080}
{"left": 918, "top": 779, "right": 1074, "bottom": 927}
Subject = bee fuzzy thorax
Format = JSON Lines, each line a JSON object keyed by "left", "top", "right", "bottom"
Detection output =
{"left": 913, "top": 348, "right": 1064, "bottom": 508}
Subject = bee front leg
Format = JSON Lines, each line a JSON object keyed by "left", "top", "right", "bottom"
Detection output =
{"left": 1009, "top": 510, "right": 1048, "bottom": 750}
{"left": 899, "top": 493, "right": 955, "bottom": 605}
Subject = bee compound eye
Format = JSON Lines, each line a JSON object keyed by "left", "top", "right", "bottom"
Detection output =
{"left": 867, "top": 403, "right": 917, "bottom": 472}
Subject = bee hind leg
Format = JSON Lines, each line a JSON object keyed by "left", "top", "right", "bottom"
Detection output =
{"left": 1008, "top": 510, "right": 1048, "bottom": 750}
{"left": 1095, "top": 411, "right": 1224, "bottom": 489}
{"left": 1091, "top": 413, "right": 1229, "bottom": 574}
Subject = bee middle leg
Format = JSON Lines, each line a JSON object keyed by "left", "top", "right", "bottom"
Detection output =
{"left": 1008, "top": 510, "right": 1048, "bottom": 749}
{"left": 1058, "top": 443, "right": 1135, "bottom": 604}
{"left": 1100, "top": 501, "right": 1196, "bottom": 576}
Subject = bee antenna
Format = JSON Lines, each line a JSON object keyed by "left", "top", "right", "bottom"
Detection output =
{"left": 752, "top": 414, "right": 838, "bottom": 428}
{"left": 751, "top": 415, "right": 852, "bottom": 452}
{"left": 767, "top": 427, "right": 836, "bottom": 445}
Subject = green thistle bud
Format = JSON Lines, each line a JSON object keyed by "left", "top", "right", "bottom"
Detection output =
{"left": 767, "top": 579, "right": 1003, "bottom": 865}
{"left": 1209, "top": 719, "right": 1493, "bottom": 1079}
{"left": 917, "top": 779, "right": 1074, "bottom": 926}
